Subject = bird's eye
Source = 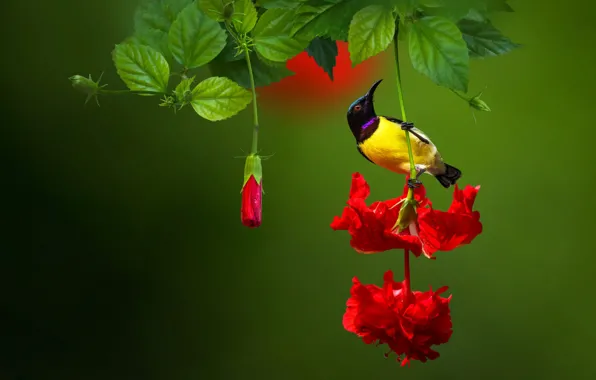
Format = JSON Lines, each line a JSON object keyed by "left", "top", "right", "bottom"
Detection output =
{"left": 354, "top": 105, "right": 362, "bottom": 111}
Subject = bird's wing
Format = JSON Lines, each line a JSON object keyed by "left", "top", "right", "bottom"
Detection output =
{"left": 384, "top": 116, "right": 431, "bottom": 145}
{"left": 357, "top": 145, "right": 375, "bottom": 164}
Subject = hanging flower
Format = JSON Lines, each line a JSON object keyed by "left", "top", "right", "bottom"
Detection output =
{"left": 330, "top": 172, "right": 482, "bottom": 258}
{"left": 343, "top": 270, "right": 452, "bottom": 366}
{"left": 240, "top": 154, "right": 263, "bottom": 228}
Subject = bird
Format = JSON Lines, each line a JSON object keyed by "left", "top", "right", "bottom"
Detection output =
{"left": 346, "top": 79, "right": 461, "bottom": 189}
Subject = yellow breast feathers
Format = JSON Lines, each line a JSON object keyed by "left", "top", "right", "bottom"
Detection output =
{"left": 358, "top": 116, "right": 442, "bottom": 175}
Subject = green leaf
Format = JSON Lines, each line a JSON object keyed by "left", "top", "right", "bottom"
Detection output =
{"left": 135, "top": 0, "right": 192, "bottom": 31}
{"left": 112, "top": 43, "right": 170, "bottom": 93}
{"left": 174, "top": 75, "right": 196, "bottom": 109}
{"left": 233, "top": 0, "right": 258, "bottom": 33}
{"left": 190, "top": 77, "right": 252, "bottom": 121}
{"left": 257, "top": 0, "right": 306, "bottom": 8}
{"left": 292, "top": 0, "right": 366, "bottom": 42}
{"left": 486, "top": 0, "right": 514, "bottom": 12}
{"left": 408, "top": 16, "right": 469, "bottom": 92}
{"left": 208, "top": 53, "right": 294, "bottom": 88}
{"left": 457, "top": 18, "right": 520, "bottom": 58}
{"left": 255, "top": 49, "right": 288, "bottom": 68}
{"left": 133, "top": 0, "right": 193, "bottom": 57}
{"left": 198, "top": 0, "right": 226, "bottom": 21}
{"left": 418, "top": 0, "right": 487, "bottom": 21}
{"left": 306, "top": 37, "right": 338, "bottom": 80}
{"left": 395, "top": 0, "right": 420, "bottom": 15}
{"left": 168, "top": 3, "right": 228, "bottom": 68}
{"left": 217, "top": 35, "right": 244, "bottom": 62}
{"left": 348, "top": 5, "right": 396, "bottom": 66}
{"left": 253, "top": 9, "right": 310, "bottom": 62}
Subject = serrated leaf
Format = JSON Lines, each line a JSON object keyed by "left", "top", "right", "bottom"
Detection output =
{"left": 348, "top": 5, "right": 395, "bottom": 66}
{"left": 458, "top": 18, "right": 520, "bottom": 58}
{"left": 133, "top": 0, "right": 192, "bottom": 56}
{"left": 253, "top": 9, "right": 310, "bottom": 62}
{"left": 254, "top": 36, "right": 308, "bottom": 62}
{"left": 306, "top": 37, "right": 338, "bottom": 80}
{"left": 408, "top": 16, "right": 469, "bottom": 92}
{"left": 190, "top": 77, "right": 252, "bottom": 121}
{"left": 292, "top": 0, "right": 366, "bottom": 42}
{"left": 208, "top": 53, "right": 294, "bottom": 88}
{"left": 198, "top": 0, "right": 225, "bottom": 21}
{"left": 174, "top": 75, "right": 196, "bottom": 108}
{"left": 168, "top": 3, "right": 228, "bottom": 68}
{"left": 233, "top": 0, "right": 258, "bottom": 33}
{"left": 113, "top": 43, "right": 170, "bottom": 93}
{"left": 255, "top": 49, "right": 288, "bottom": 68}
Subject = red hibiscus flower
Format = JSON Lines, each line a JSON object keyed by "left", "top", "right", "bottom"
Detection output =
{"left": 343, "top": 270, "right": 452, "bottom": 366}
{"left": 241, "top": 175, "right": 262, "bottom": 228}
{"left": 330, "top": 173, "right": 482, "bottom": 258}
{"left": 240, "top": 154, "right": 263, "bottom": 228}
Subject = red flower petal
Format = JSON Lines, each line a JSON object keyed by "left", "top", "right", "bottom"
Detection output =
{"left": 448, "top": 184, "right": 481, "bottom": 216}
{"left": 331, "top": 173, "right": 482, "bottom": 257}
{"left": 331, "top": 174, "right": 425, "bottom": 255}
{"left": 343, "top": 271, "right": 453, "bottom": 365}
{"left": 417, "top": 208, "right": 482, "bottom": 255}
{"left": 241, "top": 175, "right": 262, "bottom": 228}
{"left": 348, "top": 172, "right": 370, "bottom": 200}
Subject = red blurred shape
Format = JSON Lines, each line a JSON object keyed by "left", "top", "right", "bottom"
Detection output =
{"left": 257, "top": 41, "right": 385, "bottom": 112}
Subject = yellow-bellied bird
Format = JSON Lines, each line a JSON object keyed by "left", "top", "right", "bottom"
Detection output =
{"left": 346, "top": 79, "right": 461, "bottom": 188}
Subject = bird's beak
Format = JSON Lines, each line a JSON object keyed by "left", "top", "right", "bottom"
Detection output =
{"left": 365, "top": 79, "right": 383, "bottom": 101}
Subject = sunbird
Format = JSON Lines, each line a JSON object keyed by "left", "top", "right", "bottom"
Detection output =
{"left": 346, "top": 79, "right": 461, "bottom": 189}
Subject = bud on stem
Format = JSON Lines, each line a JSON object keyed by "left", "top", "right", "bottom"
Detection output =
{"left": 69, "top": 73, "right": 106, "bottom": 106}
{"left": 392, "top": 198, "right": 419, "bottom": 233}
{"left": 241, "top": 154, "right": 263, "bottom": 228}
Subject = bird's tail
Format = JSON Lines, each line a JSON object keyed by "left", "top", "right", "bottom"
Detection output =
{"left": 435, "top": 163, "right": 461, "bottom": 188}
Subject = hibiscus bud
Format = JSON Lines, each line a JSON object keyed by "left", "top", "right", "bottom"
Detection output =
{"left": 393, "top": 198, "right": 418, "bottom": 233}
{"left": 69, "top": 73, "right": 105, "bottom": 106}
{"left": 223, "top": 2, "right": 235, "bottom": 20}
{"left": 469, "top": 90, "right": 491, "bottom": 112}
{"left": 240, "top": 154, "right": 263, "bottom": 228}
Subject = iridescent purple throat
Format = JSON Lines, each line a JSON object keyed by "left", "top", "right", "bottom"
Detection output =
{"left": 362, "top": 117, "right": 378, "bottom": 130}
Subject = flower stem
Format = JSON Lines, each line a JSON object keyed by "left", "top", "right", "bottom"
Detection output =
{"left": 393, "top": 28, "right": 417, "bottom": 200}
{"left": 450, "top": 88, "right": 469, "bottom": 102}
{"left": 99, "top": 89, "right": 167, "bottom": 96}
{"left": 404, "top": 249, "right": 411, "bottom": 295}
{"left": 244, "top": 48, "right": 260, "bottom": 155}
{"left": 226, "top": 20, "right": 260, "bottom": 155}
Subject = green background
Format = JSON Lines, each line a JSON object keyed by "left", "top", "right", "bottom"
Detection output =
{"left": 2, "top": 0, "right": 595, "bottom": 379}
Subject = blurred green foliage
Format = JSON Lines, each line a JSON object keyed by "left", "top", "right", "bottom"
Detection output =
{"left": 2, "top": 0, "right": 596, "bottom": 379}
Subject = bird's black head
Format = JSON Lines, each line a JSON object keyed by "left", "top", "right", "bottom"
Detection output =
{"left": 347, "top": 79, "right": 382, "bottom": 141}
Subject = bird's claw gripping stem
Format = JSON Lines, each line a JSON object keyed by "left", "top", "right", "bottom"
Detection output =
{"left": 407, "top": 167, "right": 427, "bottom": 189}
{"left": 400, "top": 121, "right": 415, "bottom": 131}
{"left": 400, "top": 121, "right": 430, "bottom": 145}
{"left": 407, "top": 178, "right": 422, "bottom": 189}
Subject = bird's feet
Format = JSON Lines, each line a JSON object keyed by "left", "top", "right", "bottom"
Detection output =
{"left": 400, "top": 121, "right": 415, "bottom": 131}
{"left": 407, "top": 178, "right": 422, "bottom": 189}
{"left": 400, "top": 121, "right": 430, "bottom": 145}
{"left": 407, "top": 166, "right": 427, "bottom": 189}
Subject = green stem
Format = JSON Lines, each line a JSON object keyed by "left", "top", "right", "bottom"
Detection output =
{"left": 244, "top": 48, "right": 260, "bottom": 155}
{"left": 450, "top": 88, "right": 469, "bottom": 102}
{"left": 393, "top": 28, "right": 416, "bottom": 200}
{"left": 226, "top": 21, "right": 260, "bottom": 155}
{"left": 99, "top": 89, "right": 167, "bottom": 96}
